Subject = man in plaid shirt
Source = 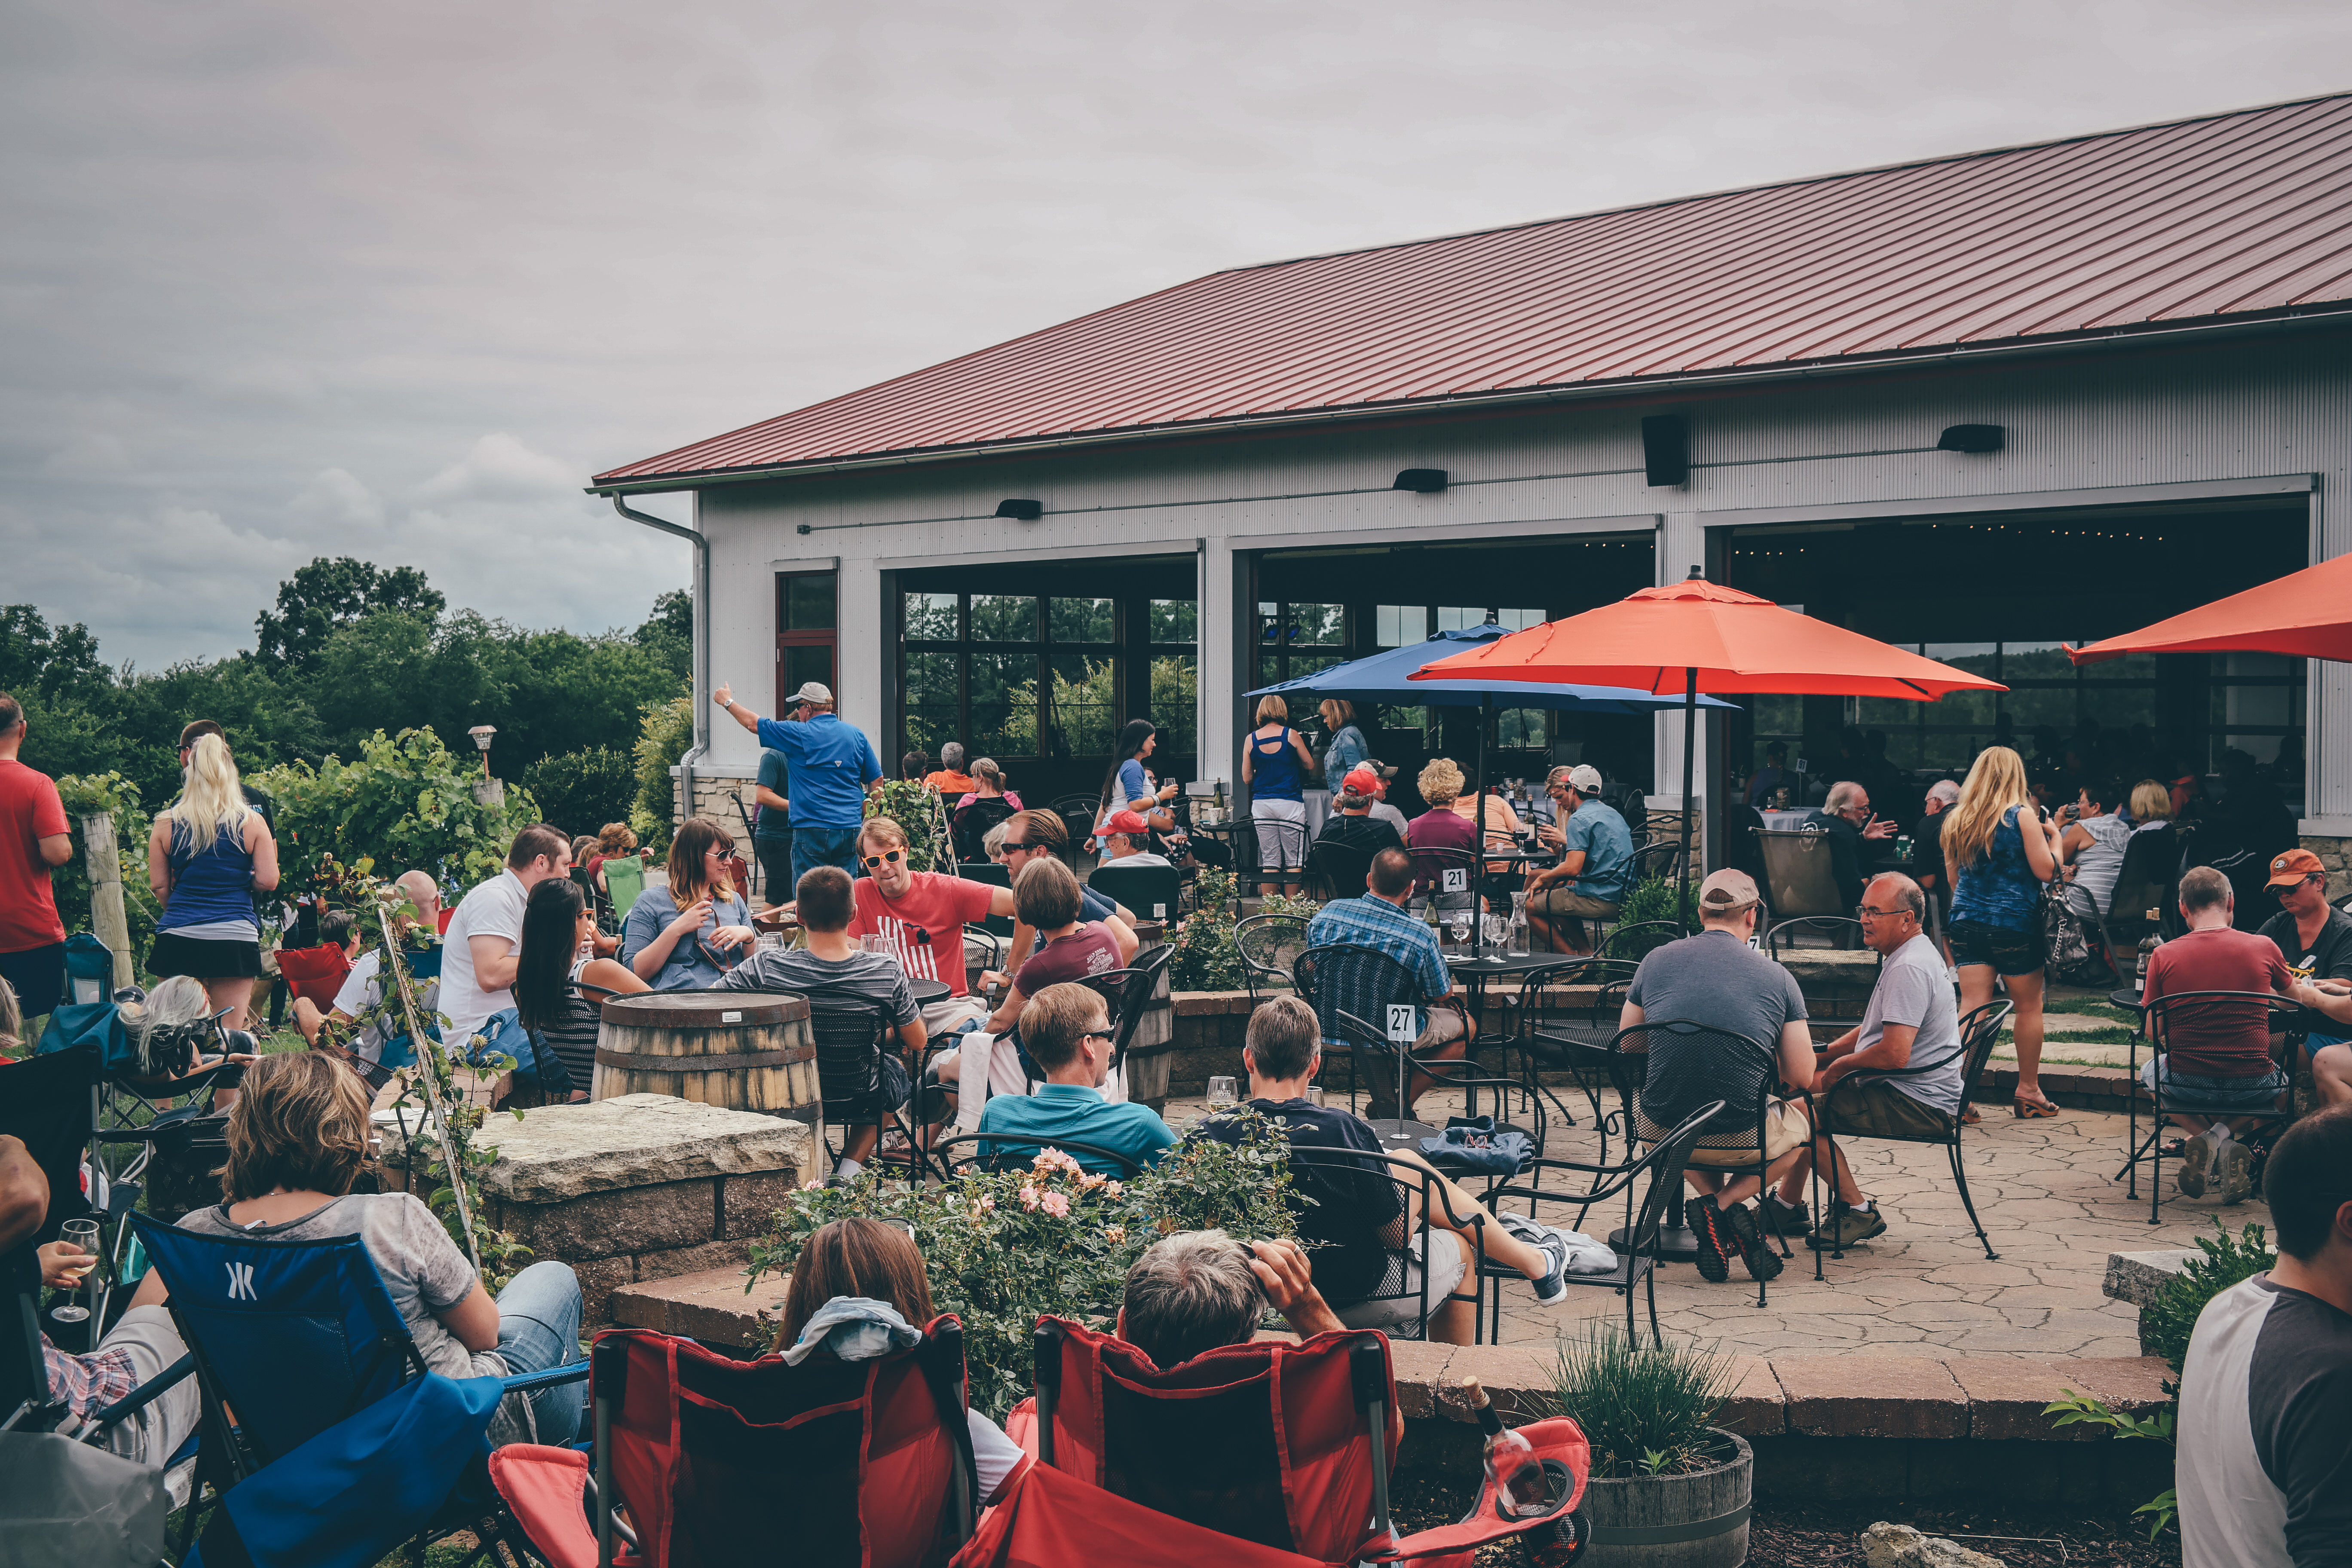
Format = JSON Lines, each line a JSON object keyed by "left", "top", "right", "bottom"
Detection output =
{"left": 3, "top": 1135, "right": 199, "bottom": 1484}
{"left": 1304, "top": 848, "right": 1478, "bottom": 1118}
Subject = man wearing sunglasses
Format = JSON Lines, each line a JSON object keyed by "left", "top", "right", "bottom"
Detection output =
{"left": 844, "top": 818, "right": 1011, "bottom": 1039}
{"left": 987, "top": 809, "right": 1139, "bottom": 982}
{"left": 2260, "top": 849, "right": 2352, "bottom": 1109}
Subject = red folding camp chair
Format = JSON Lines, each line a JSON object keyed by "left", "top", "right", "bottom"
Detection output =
{"left": 273, "top": 942, "right": 353, "bottom": 1007}
{"left": 996, "top": 1316, "right": 1589, "bottom": 1568}
{"left": 489, "top": 1320, "right": 981, "bottom": 1568}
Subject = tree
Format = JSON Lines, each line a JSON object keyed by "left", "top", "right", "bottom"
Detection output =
{"left": 254, "top": 557, "right": 446, "bottom": 671}
{"left": 634, "top": 589, "right": 692, "bottom": 688}
{"left": 0, "top": 606, "right": 110, "bottom": 703}
{"left": 524, "top": 747, "right": 638, "bottom": 838}
{"left": 253, "top": 727, "right": 544, "bottom": 894}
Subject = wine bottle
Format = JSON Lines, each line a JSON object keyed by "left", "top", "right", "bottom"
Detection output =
{"left": 1463, "top": 1377, "right": 1548, "bottom": 1517}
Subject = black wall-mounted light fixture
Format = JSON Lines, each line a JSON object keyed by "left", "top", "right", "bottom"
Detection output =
{"left": 796, "top": 524, "right": 812, "bottom": 535}
{"left": 1937, "top": 424, "right": 2005, "bottom": 453}
{"left": 1392, "top": 468, "right": 1448, "bottom": 493}
{"left": 1641, "top": 416, "right": 1688, "bottom": 487}
{"left": 994, "top": 499, "right": 1044, "bottom": 521}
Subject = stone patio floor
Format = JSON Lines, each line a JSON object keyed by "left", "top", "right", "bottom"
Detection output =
{"left": 1158, "top": 1084, "right": 2266, "bottom": 1361}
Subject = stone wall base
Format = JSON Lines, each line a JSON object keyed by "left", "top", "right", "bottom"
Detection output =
{"left": 2299, "top": 835, "right": 2352, "bottom": 902}
{"left": 672, "top": 765, "right": 757, "bottom": 836}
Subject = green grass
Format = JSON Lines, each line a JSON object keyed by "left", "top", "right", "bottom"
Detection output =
{"left": 2043, "top": 997, "right": 2144, "bottom": 1026}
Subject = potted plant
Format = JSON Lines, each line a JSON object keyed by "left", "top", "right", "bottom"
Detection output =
{"left": 1544, "top": 1323, "right": 1751, "bottom": 1567}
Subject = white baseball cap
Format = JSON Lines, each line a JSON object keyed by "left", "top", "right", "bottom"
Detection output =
{"left": 1567, "top": 764, "right": 1604, "bottom": 795}
{"left": 786, "top": 681, "right": 834, "bottom": 706}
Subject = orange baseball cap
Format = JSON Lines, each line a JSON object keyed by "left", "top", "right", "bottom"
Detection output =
{"left": 2266, "top": 848, "right": 2325, "bottom": 888}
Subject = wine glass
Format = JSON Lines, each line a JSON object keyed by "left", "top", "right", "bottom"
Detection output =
{"left": 1206, "top": 1076, "right": 1239, "bottom": 1111}
{"left": 51, "top": 1218, "right": 101, "bottom": 1325}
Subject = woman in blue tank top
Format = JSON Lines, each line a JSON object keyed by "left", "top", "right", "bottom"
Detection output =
{"left": 1241, "top": 695, "right": 1316, "bottom": 897}
{"left": 1944, "top": 745, "right": 2060, "bottom": 1118}
{"left": 146, "top": 733, "right": 279, "bottom": 1031}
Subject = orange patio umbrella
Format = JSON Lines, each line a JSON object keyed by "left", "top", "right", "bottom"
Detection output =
{"left": 1411, "top": 570, "right": 2006, "bottom": 925}
{"left": 2067, "top": 550, "right": 2352, "bottom": 665}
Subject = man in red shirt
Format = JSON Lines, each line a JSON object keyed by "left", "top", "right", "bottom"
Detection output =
{"left": 843, "top": 817, "right": 1014, "bottom": 1038}
{"left": 0, "top": 695, "right": 74, "bottom": 1033}
{"left": 2140, "top": 865, "right": 2294, "bottom": 1204}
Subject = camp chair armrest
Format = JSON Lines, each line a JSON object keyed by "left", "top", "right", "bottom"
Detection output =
{"left": 82, "top": 1354, "right": 196, "bottom": 1433}
{"left": 498, "top": 1362, "right": 592, "bottom": 1396}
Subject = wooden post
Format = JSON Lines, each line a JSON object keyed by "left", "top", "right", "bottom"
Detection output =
{"left": 76, "top": 811, "right": 135, "bottom": 990}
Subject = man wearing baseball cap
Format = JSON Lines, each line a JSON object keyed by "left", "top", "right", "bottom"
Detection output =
{"left": 2262, "top": 848, "right": 2352, "bottom": 1109}
{"left": 1354, "top": 759, "right": 1409, "bottom": 839}
{"left": 712, "top": 678, "right": 884, "bottom": 885}
{"left": 1619, "top": 868, "right": 1816, "bottom": 1283}
{"left": 1315, "top": 766, "right": 1405, "bottom": 858}
{"left": 1099, "top": 809, "right": 1173, "bottom": 869}
{"left": 1526, "top": 764, "right": 1633, "bottom": 955}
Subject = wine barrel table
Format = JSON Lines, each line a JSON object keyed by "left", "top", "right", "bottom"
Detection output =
{"left": 593, "top": 992, "right": 819, "bottom": 1119}
{"left": 1120, "top": 922, "right": 1176, "bottom": 1113}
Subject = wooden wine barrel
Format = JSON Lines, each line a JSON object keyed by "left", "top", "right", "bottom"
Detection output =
{"left": 592, "top": 992, "right": 819, "bottom": 1118}
{"left": 1121, "top": 922, "right": 1176, "bottom": 1112}
{"left": 1577, "top": 1428, "right": 1752, "bottom": 1568}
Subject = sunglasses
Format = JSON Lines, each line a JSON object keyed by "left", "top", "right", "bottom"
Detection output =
{"left": 2275, "top": 874, "right": 2324, "bottom": 898}
{"left": 861, "top": 848, "right": 906, "bottom": 868}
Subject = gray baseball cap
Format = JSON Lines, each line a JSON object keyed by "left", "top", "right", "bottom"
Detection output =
{"left": 786, "top": 681, "right": 834, "bottom": 706}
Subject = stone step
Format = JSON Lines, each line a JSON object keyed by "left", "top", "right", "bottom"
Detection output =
{"left": 610, "top": 1264, "right": 791, "bottom": 1348}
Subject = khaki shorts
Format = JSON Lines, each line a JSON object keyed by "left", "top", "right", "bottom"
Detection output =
{"left": 1819, "top": 1078, "right": 1956, "bottom": 1140}
{"left": 1532, "top": 888, "right": 1620, "bottom": 920}
{"left": 1686, "top": 1098, "right": 1812, "bottom": 1167}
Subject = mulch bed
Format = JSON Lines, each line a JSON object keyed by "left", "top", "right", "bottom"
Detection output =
{"left": 1392, "top": 1478, "right": 2180, "bottom": 1566}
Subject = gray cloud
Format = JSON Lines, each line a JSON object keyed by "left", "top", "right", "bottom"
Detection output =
{"left": 4, "top": 0, "right": 2348, "bottom": 665}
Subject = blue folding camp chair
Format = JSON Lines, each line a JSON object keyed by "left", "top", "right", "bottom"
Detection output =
{"left": 128, "top": 1212, "right": 588, "bottom": 1567}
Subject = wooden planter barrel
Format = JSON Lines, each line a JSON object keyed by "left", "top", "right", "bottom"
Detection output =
{"left": 1121, "top": 923, "right": 1176, "bottom": 1112}
{"left": 593, "top": 992, "right": 819, "bottom": 1118}
{"left": 1578, "top": 1429, "right": 1751, "bottom": 1568}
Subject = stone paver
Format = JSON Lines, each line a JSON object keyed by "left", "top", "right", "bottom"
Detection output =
{"left": 1158, "top": 1083, "right": 2267, "bottom": 1361}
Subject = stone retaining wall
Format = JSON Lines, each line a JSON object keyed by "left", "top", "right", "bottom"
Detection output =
{"left": 386, "top": 1093, "right": 813, "bottom": 1326}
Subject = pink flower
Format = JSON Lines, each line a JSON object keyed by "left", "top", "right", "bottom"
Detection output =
{"left": 1104, "top": 1181, "right": 1124, "bottom": 1198}
{"left": 1018, "top": 1185, "right": 1041, "bottom": 1211}
{"left": 1078, "top": 1173, "right": 1107, "bottom": 1191}
{"left": 1040, "top": 1191, "right": 1071, "bottom": 1218}
{"left": 1033, "top": 1148, "right": 1082, "bottom": 1176}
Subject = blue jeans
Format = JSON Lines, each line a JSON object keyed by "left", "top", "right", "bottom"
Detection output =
{"left": 495, "top": 1261, "right": 588, "bottom": 1446}
{"left": 793, "top": 823, "right": 862, "bottom": 886}
{"left": 2138, "top": 1055, "right": 2290, "bottom": 1114}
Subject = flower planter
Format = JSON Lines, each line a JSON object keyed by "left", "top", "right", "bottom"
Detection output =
{"left": 1578, "top": 1428, "right": 1751, "bottom": 1568}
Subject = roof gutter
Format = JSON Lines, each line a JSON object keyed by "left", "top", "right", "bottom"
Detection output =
{"left": 586, "top": 305, "right": 2352, "bottom": 496}
{"left": 610, "top": 494, "right": 709, "bottom": 815}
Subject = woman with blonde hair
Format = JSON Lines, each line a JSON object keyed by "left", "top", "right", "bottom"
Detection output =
{"left": 2127, "top": 778, "right": 2175, "bottom": 829}
{"left": 138, "top": 1052, "right": 589, "bottom": 1447}
{"left": 1945, "top": 745, "right": 2063, "bottom": 1117}
{"left": 1406, "top": 758, "right": 1480, "bottom": 913}
{"left": 1318, "top": 699, "right": 1368, "bottom": 794}
{"left": 1241, "top": 695, "right": 1315, "bottom": 897}
{"left": 619, "top": 816, "right": 755, "bottom": 989}
{"left": 147, "top": 732, "right": 279, "bottom": 1029}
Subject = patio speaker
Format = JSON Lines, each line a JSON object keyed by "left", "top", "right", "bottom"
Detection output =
{"left": 994, "top": 499, "right": 1044, "bottom": 521}
{"left": 1937, "top": 424, "right": 2005, "bottom": 453}
{"left": 1640, "top": 416, "right": 1687, "bottom": 486}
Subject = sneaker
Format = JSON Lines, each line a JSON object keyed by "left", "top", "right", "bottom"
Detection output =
{"left": 2215, "top": 1137, "right": 2254, "bottom": 1205}
{"left": 1720, "top": 1203, "right": 1784, "bottom": 1283}
{"left": 2176, "top": 1133, "right": 2212, "bottom": 1198}
{"left": 1806, "top": 1204, "right": 1888, "bottom": 1250}
{"left": 1528, "top": 1229, "right": 1573, "bottom": 1306}
{"left": 1686, "top": 1201, "right": 1734, "bottom": 1283}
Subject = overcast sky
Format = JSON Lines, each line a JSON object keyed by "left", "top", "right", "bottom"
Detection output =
{"left": 5, "top": 0, "right": 2346, "bottom": 669}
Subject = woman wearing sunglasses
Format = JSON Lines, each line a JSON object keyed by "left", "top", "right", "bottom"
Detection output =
{"left": 620, "top": 817, "right": 756, "bottom": 990}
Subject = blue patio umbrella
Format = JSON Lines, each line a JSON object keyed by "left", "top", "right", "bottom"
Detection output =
{"left": 1246, "top": 624, "right": 1737, "bottom": 957}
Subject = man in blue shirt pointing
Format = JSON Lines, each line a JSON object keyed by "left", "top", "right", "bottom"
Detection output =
{"left": 714, "top": 680, "right": 884, "bottom": 884}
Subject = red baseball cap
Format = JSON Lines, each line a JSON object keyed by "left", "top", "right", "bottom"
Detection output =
{"left": 1342, "top": 765, "right": 1383, "bottom": 795}
{"left": 1105, "top": 809, "right": 1152, "bottom": 835}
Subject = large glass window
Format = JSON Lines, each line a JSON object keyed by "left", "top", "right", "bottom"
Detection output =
{"left": 776, "top": 571, "right": 839, "bottom": 714}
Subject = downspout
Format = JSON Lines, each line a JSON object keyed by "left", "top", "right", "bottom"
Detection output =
{"left": 611, "top": 494, "right": 709, "bottom": 819}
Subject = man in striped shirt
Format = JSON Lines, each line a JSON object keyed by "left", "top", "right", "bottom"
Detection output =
{"left": 1303, "top": 847, "right": 1476, "bottom": 1119}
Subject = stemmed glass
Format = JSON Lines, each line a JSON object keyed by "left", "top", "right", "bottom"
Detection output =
{"left": 51, "top": 1218, "right": 101, "bottom": 1326}
{"left": 1206, "top": 1076, "right": 1239, "bottom": 1111}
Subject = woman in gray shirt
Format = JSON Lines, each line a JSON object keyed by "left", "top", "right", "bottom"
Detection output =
{"left": 138, "top": 1053, "right": 588, "bottom": 1447}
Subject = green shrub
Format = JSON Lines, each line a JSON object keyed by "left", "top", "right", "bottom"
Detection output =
{"left": 629, "top": 695, "right": 694, "bottom": 854}
{"left": 1611, "top": 874, "right": 1699, "bottom": 959}
{"left": 866, "top": 779, "right": 946, "bottom": 872}
{"left": 749, "top": 1112, "right": 1298, "bottom": 1419}
{"left": 2142, "top": 1217, "right": 2275, "bottom": 1370}
{"left": 252, "top": 727, "right": 542, "bottom": 896}
{"left": 1545, "top": 1321, "right": 1735, "bottom": 1478}
{"left": 523, "top": 747, "right": 637, "bottom": 839}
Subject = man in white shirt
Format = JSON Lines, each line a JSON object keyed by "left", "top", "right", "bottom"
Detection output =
{"left": 438, "top": 825, "right": 572, "bottom": 1050}
{"left": 1356, "top": 759, "right": 1410, "bottom": 839}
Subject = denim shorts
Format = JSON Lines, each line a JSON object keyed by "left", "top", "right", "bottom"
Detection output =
{"left": 1948, "top": 919, "right": 2043, "bottom": 977}
{"left": 2138, "top": 1055, "right": 2289, "bottom": 1112}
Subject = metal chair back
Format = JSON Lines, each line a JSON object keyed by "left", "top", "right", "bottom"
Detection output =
{"left": 1286, "top": 1146, "right": 1481, "bottom": 1340}
{"left": 1233, "top": 913, "right": 1311, "bottom": 1003}
{"left": 1403, "top": 843, "right": 1477, "bottom": 913}
{"left": 1765, "top": 916, "right": 1867, "bottom": 957}
{"left": 1305, "top": 838, "right": 1376, "bottom": 901}
{"left": 1756, "top": 829, "right": 1847, "bottom": 920}
{"left": 1089, "top": 861, "right": 1183, "bottom": 926}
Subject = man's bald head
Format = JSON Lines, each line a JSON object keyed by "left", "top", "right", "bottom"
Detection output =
{"left": 392, "top": 870, "right": 442, "bottom": 934}
{"left": 1860, "top": 873, "right": 1926, "bottom": 952}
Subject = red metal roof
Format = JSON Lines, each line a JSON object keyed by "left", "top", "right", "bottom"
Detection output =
{"left": 597, "top": 93, "right": 2352, "bottom": 488}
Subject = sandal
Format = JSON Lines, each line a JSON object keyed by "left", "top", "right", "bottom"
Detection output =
{"left": 1959, "top": 1104, "right": 1982, "bottom": 1127}
{"left": 2013, "top": 1091, "right": 2061, "bottom": 1119}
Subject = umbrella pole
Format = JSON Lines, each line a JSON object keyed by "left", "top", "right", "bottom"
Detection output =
{"left": 1679, "top": 668, "right": 1697, "bottom": 931}
{"left": 1475, "top": 695, "right": 1488, "bottom": 959}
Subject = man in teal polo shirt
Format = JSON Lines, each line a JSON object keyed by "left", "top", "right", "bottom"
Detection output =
{"left": 978, "top": 982, "right": 1176, "bottom": 1176}
{"left": 713, "top": 680, "right": 884, "bottom": 885}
